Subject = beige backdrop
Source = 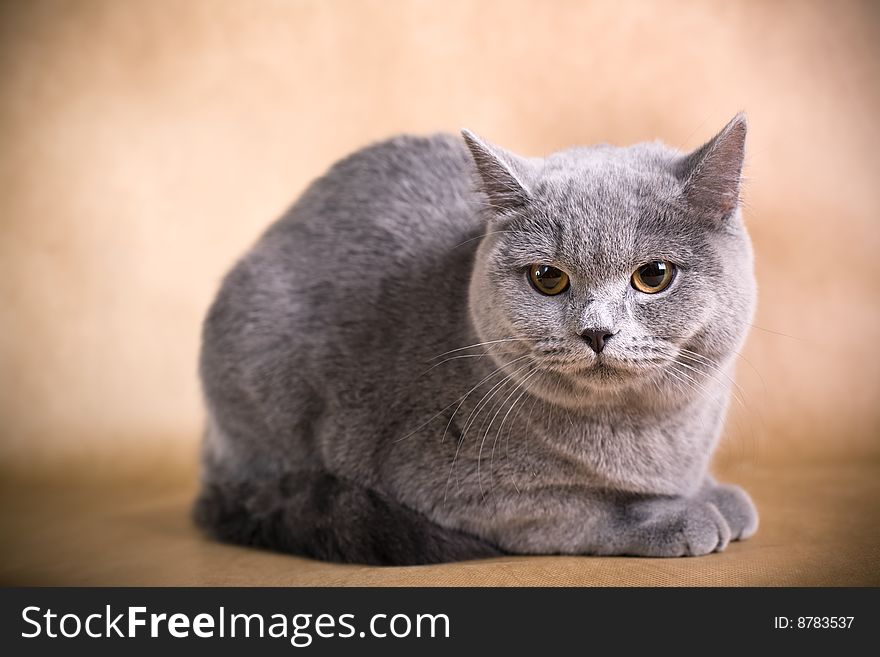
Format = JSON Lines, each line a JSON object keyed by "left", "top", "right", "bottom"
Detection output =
{"left": 2, "top": 0, "right": 879, "bottom": 474}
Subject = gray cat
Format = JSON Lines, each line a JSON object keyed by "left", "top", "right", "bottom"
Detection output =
{"left": 194, "top": 115, "right": 758, "bottom": 565}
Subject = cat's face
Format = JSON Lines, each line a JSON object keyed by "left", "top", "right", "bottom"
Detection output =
{"left": 465, "top": 118, "right": 756, "bottom": 408}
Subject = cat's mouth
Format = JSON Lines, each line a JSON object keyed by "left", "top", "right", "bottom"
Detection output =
{"left": 538, "top": 353, "right": 646, "bottom": 378}
{"left": 556, "top": 353, "right": 659, "bottom": 382}
{"left": 582, "top": 356, "right": 640, "bottom": 378}
{"left": 527, "top": 342, "right": 663, "bottom": 381}
{"left": 589, "top": 357, "right": 620, "bottom": 373}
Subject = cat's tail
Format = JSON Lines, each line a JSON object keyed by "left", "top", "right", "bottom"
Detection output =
{"left": 193, "top": 471, "right": 505, "bottom": 566}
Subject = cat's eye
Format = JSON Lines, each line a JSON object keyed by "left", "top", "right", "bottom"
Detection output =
{"left": 631, "top": 260, "right": 676, "bottom": 294}
{"left": 528, "top": 264, "right": 570, "bottom": 296}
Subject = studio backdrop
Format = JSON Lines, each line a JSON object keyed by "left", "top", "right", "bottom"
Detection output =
{"left": 1, "top": 0, "right": 877, "bottom": 585}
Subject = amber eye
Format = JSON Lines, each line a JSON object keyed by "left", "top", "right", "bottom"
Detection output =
{"left": 632, "top": 260, "right": 676, "bottom": 294}
{"left": 528, "top": 264, "right": 570, "bottom": 296}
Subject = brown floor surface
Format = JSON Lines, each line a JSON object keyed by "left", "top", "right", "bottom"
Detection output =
{"left": 2, "top": 458, "right": 877, "bottom": 586}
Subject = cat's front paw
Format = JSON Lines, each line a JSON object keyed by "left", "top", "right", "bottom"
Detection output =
{"left": 678, "top": 501, "right": 731, "bottom": 556}
{"left": 703, "top": 483, "right": 758, "bottom": 540}
{"left": 619, "top": 498, "right": 731, "bottom": 557}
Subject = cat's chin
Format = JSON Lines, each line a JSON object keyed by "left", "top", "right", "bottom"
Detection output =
{"left": 532, "top": 357, "right": 654, "bottom": 401}
{"left": 579, "top": 362, "right": 648, "bottom": 388}
{"left": 569, "top": 355, "right": 651, "bottom": 379}
{"left": 526, "top": 366, "right": 652, "bottom": 410}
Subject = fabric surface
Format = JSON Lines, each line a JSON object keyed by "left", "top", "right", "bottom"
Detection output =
{"left": 2, "top": 459, "right": 877, "bottom": 586}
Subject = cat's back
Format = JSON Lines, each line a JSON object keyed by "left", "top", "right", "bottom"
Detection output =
{"left": 202, "top": 133, "right": 480, "bottom": 389}
{"left": 268, "top": 132, "right": 479, "bottom": 251}
{"left": 241, "top": 132, "right": 481, "bottom": 322}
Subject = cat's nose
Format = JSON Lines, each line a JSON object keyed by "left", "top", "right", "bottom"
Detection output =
{"left": 579, "top": 327, "right": 616, "bottom": 353}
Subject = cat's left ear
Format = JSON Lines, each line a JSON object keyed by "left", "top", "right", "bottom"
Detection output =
{"left": 461, "top": 130, "right": 532, "bottom": 215}
{"left": 676, "top": 113, "right": 747, "bottom": 221}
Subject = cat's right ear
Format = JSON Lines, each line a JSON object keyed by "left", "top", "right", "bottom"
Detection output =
{"left": 675, "top": 113, "right": 747, "bottom": 223}
{"left": 461, "top": 130, "right": 531, "bottom": 215}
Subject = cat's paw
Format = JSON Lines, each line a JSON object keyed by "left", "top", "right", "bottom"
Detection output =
{"left": 678, "top": 501, "right": 731, "bottom": 556}
{"left": 703, "top": 483, "right": 758, "bottom": 540}
{"left": 618, "top": 498, "right": 731, "bottom": 557}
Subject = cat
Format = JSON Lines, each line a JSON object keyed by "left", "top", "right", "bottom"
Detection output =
{"left": 194, "top": 114, "right": 758, "bottom": 565}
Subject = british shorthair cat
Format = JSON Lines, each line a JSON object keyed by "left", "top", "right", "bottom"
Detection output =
{"left": 195, "top": 115, "right": 758, "bottom": 565}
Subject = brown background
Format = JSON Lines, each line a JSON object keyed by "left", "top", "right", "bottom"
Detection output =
{"left": 1, "top": 0, "right": 878, "bottom": 585}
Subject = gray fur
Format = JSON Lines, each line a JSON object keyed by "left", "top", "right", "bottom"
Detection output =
{"left": 195, "top": 115, "right": 758, "bottom": 563}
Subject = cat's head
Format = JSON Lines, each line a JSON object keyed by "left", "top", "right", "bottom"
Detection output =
{"left": 463, "top": 116, "right": 756, "bottom": 408}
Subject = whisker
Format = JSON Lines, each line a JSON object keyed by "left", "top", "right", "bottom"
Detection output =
{"left": 418, "top": 351, "right": 515, "bottom": 378}
{"left": 675, "top": 348, "right": 763, "bottom": 460}
{"left": 451, "top": 229, "right": 522, "bottom": 250}
{"left": 730, "top": 349, "right": 768, "bottom": 399}
{"left": 497, "top": 374, "right": 538, "bottom": 490}
{"left": 668, "top": 365, "right": 716, "bottom": 442}
{"left": 444, "top": 359, "right": 533, "bottom": 503}
{"left": 748, "top": 323, "right": 807, "bottom": 343}
{"left": 666, "top": 362, "right": 711, "bottom": 396}
{"left": 651, "top": 353, "right": 723, "bottom": 410}
{"left": 478, "top": 368, "right": 538, "bottom": 498}
{"left": 438, "top": 354, "right": 531, "bottom": 445}
{"left": 507, "top": 383, "right": 543, "bottom": 493}
{"left": 675, "top": 351, "right": 750, "bottom": 411}
{"left": 395, "top": 355, "right": 520, "bottom": 444}
{"left": 655, "top": 353, "right": 761, "bottom": 462}
{"left": 676, "top": 359, "right": 745, "bottom": 413}
{"left": 676, "top": 348, "right": 765, "bottom": 426}
{"left": 430, "top": 338, "right": 534, "bottom": 361}
{"left": 664, "top": 364, "right": 705, "bottom": 400}
{"left": 491, "top": 369, "right": 539, "bottom": 481}
{"left": 458, "top": 360, "right": 532, "bottom": 443}
{"left": 662, "top": 366, "right": 688, "bottom": 395}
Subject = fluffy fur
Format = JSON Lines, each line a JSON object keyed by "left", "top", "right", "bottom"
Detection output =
{"left": 194, "top": 116, "right": 758, "bottom": 564}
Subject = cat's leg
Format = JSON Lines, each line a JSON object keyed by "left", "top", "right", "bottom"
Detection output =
{"left": 594, "top": 494, "right": 733, "bottom": 557}
{"left": 698, "top": 477, "right": 759, "bottom": 540}
{"left": 193, "top": 470, "right": 505, "bottom": 566}
{"left": 571, "top": 480, "right": 757, "bottom": 557}
{"left": 488, "top": 492, "right": 735, "bottom": 557}
{"left": 574, "top": 482, "right": 756, "bottom": 557}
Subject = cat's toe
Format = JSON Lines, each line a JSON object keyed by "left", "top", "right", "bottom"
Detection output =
{"left": 682, "top": 502, "right": 731, "bottom": 556}
{"left": 705, "top": 484, "right": 758, "bottom": 540}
